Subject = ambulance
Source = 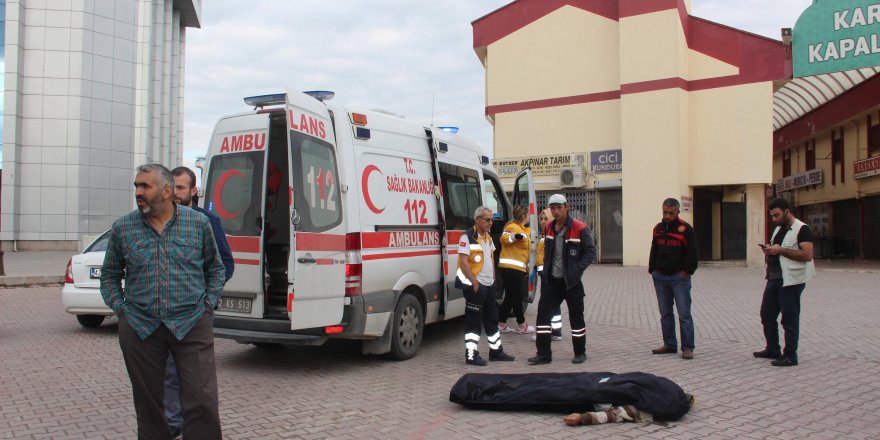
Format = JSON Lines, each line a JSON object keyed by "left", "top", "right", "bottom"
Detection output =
{"left": 202, "top": 90, "right": 536, "bottom": 359}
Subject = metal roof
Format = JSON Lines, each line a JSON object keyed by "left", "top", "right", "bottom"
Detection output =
{"left": 773, "top": 67, "right": 880, "bottom": 131}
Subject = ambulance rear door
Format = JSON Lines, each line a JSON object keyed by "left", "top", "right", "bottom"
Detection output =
{"left": 286, "top": 91, "right": 347, "bottom": 330}
{"left": 203, "top": 113, "right": 271, "bottom": 319}
{"left": 511, "top": 168, "right": 538, "bottom": 300}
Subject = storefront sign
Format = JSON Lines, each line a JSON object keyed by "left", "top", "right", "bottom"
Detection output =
{"left": 854, "top": 156, "right": 880, "bottom": 179}
{"left": 777, "top": 168, "right": 824, "bottom": 191}
{"left": 590, "top": 149, "right": 622, "bottom": 174}
{"left": 804, "top": 203, "right": 831, "bottom": 236}
{"left": 792, "top": 1, "right": 880, "bottom": 77}
{"left": 492, "top": 153, "right": 585, "bottom": 177}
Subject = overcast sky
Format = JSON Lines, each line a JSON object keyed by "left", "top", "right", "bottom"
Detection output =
{"left": 181, "top": 0, "right": 813, "bottom": 177}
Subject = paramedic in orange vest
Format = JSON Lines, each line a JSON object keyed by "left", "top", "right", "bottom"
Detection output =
{"left": 498, "top": 205, "right": 535, "bottom": 334}
{"left": 456, "top": 206, "right": 516, "bottom": 366}
{"left": 529, "top": 194, "right": 596, "bottom": 365}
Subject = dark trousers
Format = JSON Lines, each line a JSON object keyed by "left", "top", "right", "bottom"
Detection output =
{"left": 118, "top": 312, "right": 221, "bottom": 440}
{"left": 535, "top": 276, "right": 586, "bottom": 357}
{"left": 498, "top": 267, "right": 527, "bottom": 325}
{"left": 760, "top": 279, "right": 805, "bottom": 360}
{"left": 464, "top": 283, "right": 502, "bottom": 352}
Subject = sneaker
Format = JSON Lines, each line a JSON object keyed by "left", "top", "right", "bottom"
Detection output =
{"left": 771, "top": 356, "right": 798, "bottom": 367}
{"left": 489, "top": 350, "right": 515, "bottom": 361}
{"left": 572, "top": 354, "right": 587, "bottom": 364}
{"left": 518, "top": 325, "right": 536, "bottom": 334}
{"left": 498, "top": 324, "right": 516, "bottom": 333}
{"left": 531, "top": 334, "right": 563, "bottom": 341}
{"left": 465, "top": 350, "right": 488, "bottom": 366}
{"left": 527, "top": 355, "right": 552, "bottom": 365}
{"left": 681, "top": 350, "right": 694, "bottom": 360}
{"left": 753, "top": 349, "right": 782, "bottom": 359}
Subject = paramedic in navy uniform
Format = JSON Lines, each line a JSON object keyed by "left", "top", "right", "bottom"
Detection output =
{"left": 456, "top": 206, "right": 516, "bottom": 366}
{"left": 529, "top": 194, "right": 596, "bottom": 365}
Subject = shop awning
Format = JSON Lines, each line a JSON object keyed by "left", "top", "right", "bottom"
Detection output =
{"left": 773, "top": 67, "right": 880, "bottom": 131}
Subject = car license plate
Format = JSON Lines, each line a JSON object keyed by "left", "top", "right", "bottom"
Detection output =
{"left": 217, "top": 297, "right": 253, "bottom": 314}
{"left": 90, "top": 267, "right": 102, "bottom": 279}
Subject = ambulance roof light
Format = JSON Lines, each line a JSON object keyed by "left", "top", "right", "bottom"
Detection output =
{"left": 304, "top": 90, "right": 335, "bottom": 102}
{"left": 243, "top": 94, "right": 286, "bottom": 108}
{"left": 438, "top": 126, "right": 459, "bottom": 134}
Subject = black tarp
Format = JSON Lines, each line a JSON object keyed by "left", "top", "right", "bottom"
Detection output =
{"left": 449, "top": 372, "right": 691, "bottom": 420}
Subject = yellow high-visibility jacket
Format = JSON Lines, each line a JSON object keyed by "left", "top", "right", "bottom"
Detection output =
{"left": 536, "top": 235, "right": 545, "bottom": 272}
{"left": 499, "top": 221, "right": 530, "bottom": 273}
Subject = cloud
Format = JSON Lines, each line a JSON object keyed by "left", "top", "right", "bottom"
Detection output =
{"left": 182, "top": 0, "right": 815, "bottom": 177}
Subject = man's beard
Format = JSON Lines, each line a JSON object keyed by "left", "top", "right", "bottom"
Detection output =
{"left": 175, "top": 194, "right": 192, "bottom": 207}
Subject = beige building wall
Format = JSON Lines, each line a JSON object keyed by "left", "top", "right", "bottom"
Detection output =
{"left": 475, "top": 0, "right": 785, "bottom": 267}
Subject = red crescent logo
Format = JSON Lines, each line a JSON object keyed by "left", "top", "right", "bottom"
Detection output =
{"left": 361, "top": 165, "right": 385, "bottom": 214}
{"left": 213, "top": 170, "right": 245, "bottom": 219}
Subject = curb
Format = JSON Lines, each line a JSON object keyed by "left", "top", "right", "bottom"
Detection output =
{"left": 0, "top": 275, "right": 65, "bottom": 287}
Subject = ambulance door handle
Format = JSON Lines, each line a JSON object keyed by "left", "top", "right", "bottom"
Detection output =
{"left": 297, "top": 257, "right": 316, "bottom": 264}
{"left": 290, "top": 209, "right": 301, "bottom": 227}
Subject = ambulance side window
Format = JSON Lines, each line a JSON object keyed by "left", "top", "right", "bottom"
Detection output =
{"left": 204, "top": 152, "right": 265, "bottom": 236}
{"left": 481, "top": 174, "right": 507, "bottom": 223}
{"left": 290, "top": 130, "right": 342, "bottom": 232}
{"left": 439, "top": 163, "right": 482, "bottom": 230}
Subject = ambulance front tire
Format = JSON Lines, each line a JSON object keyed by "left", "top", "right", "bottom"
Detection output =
{"left": 389, "top": 293, "right": 424, "bottom": 360}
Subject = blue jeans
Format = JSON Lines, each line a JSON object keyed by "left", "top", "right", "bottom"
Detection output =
{"left": 164, "top": 353, "right": 182, "bottom": 430}
{"left": 652, "top": 272, "right": 694, "bottom": 351}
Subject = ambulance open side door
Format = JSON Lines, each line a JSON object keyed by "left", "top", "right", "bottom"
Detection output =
{"left": 285, "top": 91, "right": 346, "bottom": 330}
{"left": 511, "top": 168, "right": 538, "bottom": 301}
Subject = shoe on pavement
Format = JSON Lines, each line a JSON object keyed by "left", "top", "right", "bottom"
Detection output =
{"left": 490, "top": 350, "right": 515, "bottom": 361}
{"left": 753, "top": 349, "right": 782, "bottom": 359}
{"left": 499, "top": 324, "right": 516, "bottom": 333}
{"left": 518, "top": 325, "right": 536, "bottom": 334}
{"left": 651, "top": 345, "right": 677, "bottom": 354}
{"left": 572, "top": 354, "right": 587, "bottom": 364}
{"left": 531, "top": 334, "right": 563, "bottom": 341}
{"left": 771, "top": 356, "right": 798, "bottom": 367}
{"left": 681, "top": 350, "right": 694, "bottom": 360}
{"left": 466, "top": 350, "right": 488, "bottom": 366}
{"left": 527, "top": 355, "right": 552, "bottom": 365}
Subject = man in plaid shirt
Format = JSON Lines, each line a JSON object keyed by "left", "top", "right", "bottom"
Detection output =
{"left": 101, "top": 163, "right": 226, "bottom": 439}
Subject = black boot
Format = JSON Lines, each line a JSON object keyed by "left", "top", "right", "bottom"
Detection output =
{"left": 489, "top": 348, "right": 515, "bottom": 361}
{"left": 466, "top": 349, "right": 488, "bottom": 366}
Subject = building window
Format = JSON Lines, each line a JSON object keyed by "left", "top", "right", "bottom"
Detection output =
{"left": 832, "top": 128, "right": 844, "bottom": 185}
{"left": 869, "top": 114, "right": 880, "bottom": 158}
{"left": 806, "top": 140, "right": 816, "bottom": 171}
{"left": 782, "top": 150, "right": 792, "bottom": 177}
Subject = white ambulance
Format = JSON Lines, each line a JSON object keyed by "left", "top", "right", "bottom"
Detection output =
{"left": 202, "top": 90, "right": 536, "bottom": 359}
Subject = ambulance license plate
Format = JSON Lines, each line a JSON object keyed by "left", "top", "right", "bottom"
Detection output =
{"left": 90, "top": 267, "right": 102, "bottom": 279}
{"left": 217, "top": 297, "right": 252, "bottom": 314}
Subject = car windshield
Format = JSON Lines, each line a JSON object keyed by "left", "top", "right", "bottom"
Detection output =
{"left": 85, "top": 231, "right": 111, "bottom": 253}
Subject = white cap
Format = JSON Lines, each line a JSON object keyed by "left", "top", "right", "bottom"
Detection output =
{"left": 548, "top": 194, "right": 567, "bottom": 205}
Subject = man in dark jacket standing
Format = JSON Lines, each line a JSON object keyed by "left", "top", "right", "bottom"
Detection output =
{"left": 648, "top": 198, "right": 699, "bottom": 360}
{"left": 529, "top": 194, "right": 596, "bottom": 365}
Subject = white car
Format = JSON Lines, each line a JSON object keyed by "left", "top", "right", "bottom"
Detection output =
{"left": 62, "top": 231, "right": 114, "bottom": 328}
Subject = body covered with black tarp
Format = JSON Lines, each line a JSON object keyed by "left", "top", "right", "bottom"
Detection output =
{"left": 449, "top": 372, "right": 691, "bottom": 420}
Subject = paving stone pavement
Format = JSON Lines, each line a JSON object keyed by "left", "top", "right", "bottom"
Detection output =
{"left": 2, "top": 264, "right": 880, "bottom": 439}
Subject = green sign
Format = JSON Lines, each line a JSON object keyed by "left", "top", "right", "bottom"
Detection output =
{"left": 792, "top": 0, "right": 880, "bottom": 77}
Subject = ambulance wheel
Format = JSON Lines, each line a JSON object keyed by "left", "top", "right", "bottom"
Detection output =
{"left": 76, "top": 314, "right": 105, "bottom": 328}
{"left": 389, "top": 294, "right": 423, "bottom": 360}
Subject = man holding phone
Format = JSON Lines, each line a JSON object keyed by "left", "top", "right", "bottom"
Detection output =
{"left": 754, "top": 198, "right": 815, "bottom": 367}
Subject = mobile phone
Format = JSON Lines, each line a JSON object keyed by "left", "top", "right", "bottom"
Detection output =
{"left": 758, "top": 243, "right": 767, "bottom": 249}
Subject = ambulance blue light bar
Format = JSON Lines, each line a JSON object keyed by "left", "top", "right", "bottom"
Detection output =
{"left": 439, "top": 126, "right": 459, "bottom": 134}
{"left": 243, "top": 94, "right": 286, "bottom": 107}
{"left": 304, "top": 90, "right": 335, "bottom": 102}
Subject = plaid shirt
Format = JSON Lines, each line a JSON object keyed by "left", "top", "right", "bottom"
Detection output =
{"left": 100, "top": 205, "right": 226, "bottom": 341}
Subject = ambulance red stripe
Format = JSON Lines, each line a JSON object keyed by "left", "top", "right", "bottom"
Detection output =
{"left": 296, "top": 233, "right": 345, "bottom": 252}
{"left": 227, "top": 236, "right": 260, "bottom": 253}
{"left": 362, "top": 250, "right": 442, "bottom": 261}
